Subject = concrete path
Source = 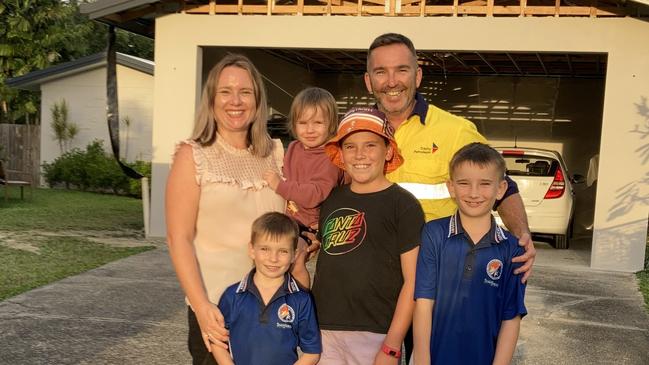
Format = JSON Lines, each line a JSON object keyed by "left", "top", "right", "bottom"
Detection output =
{"left": 1, "top": 243, "right": 648, "bottom": 364}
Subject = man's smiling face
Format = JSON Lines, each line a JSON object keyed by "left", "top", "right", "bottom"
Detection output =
{"left": 365, "top": 43, "right": 422, "bottom": 125}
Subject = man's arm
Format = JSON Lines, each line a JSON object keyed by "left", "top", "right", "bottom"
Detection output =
{"left": 496, "top": 193, "right": 535, "bottom": 283}
{"left": 413, "top": 298, "right": 434, "bottom": 365}
{"left": 374, "top": 247, "right": 419, "bottom": 365}
{"left": 492, "top": 316, "right": 521, "bottom": 365}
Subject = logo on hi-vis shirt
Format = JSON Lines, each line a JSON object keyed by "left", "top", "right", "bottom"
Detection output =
{"left": 413, "top": 142, "right": 438, "bottom": 154}
{"left": 321, "top": 208, "right": 367, "bottom": 255}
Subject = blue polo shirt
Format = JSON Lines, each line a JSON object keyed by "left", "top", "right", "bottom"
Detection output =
{"left": 415, "top": 212, "right": 527, "bottom": 365}
{"left": 217, "top": 270, "right": 322, "bottom": 365}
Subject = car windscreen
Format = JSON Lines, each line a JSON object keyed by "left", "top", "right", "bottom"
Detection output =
{"left": 502, "top": 154, "right": 559, "bottom": 177}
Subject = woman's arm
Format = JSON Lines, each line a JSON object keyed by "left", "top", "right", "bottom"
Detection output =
{"left": 166, "top": 144, "right": 228, "bottom": 350}
{"left": 211, "top": 343, "right": 234, "bottom": 365}
{"left": 374, "top": 246, "right": 419, "bottom": 365}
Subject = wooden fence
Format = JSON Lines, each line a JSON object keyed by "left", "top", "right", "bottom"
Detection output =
{"left": 0, "top": 124, "right": 40, "bottom": 185}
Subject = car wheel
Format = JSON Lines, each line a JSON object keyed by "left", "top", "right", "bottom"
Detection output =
{"left": 555, "top": 234, "right": 568, "bottom": 249}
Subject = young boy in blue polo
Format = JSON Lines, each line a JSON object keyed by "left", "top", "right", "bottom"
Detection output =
{"left": 211, "top": 212, "right": 321, "bottom": 365}
{"left": 413, "top": 142, "right": 527, "bottom": 365}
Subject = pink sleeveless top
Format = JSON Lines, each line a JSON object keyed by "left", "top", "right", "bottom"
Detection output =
{"left": 176, "top": 136, "right": 286, "bottom": 304}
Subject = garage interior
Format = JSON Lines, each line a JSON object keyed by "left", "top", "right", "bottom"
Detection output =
{"left": 203, "top": 46, "right": 605, "bottom": 266}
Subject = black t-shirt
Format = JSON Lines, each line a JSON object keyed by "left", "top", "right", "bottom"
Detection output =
{"left": 312, "top": 184, "right": 425, "bottom": 333}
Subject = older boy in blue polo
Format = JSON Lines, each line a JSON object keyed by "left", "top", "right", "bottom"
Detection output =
{"left": 413, "top": 142, "right": 527, "bottom": 365}
{"left": 211, "top": 212, "right": 321, "bottom": 365}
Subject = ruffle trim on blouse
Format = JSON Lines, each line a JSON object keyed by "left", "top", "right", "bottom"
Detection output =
{"left": 174, "top": 138, "right": 283, "bottom": 191}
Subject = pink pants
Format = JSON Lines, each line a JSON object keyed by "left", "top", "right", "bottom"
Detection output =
{"left": 319, "top": 330, "right": 386, "bottom": 365}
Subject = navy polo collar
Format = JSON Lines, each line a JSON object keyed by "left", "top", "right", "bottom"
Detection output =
{"left": 372, "top": 92, "right": 429, "bottom": 125}
{"left": 410, "top": 92, "right": 429, "bottom": 125}
{"left": 448, "top": 211, "right": 507, "bottom": 245}
{"left": 236, "top": 269, "right": 300, "bottom": 296}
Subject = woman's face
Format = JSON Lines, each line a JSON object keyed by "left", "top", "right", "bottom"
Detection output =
{"left": 213, "top": 66, "right": 257, "bottom": 135}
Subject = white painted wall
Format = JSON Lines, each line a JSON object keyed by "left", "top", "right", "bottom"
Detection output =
{"left": 40, "top": 64, "right": 153, "bottom": 185}
{"left": 151, "top": 14, "right": 649, "bottom": 272}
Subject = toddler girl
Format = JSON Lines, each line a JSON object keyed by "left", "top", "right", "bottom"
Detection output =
{"left": 263, "top": 87, "right": 343, "bottom": 287}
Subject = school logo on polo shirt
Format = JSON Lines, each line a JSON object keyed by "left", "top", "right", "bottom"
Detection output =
{"left": 486, "top": 259, "right": 503, "bottom": 280}
{"left": 277, "top": 303, "right": 295, "bottom": 323}
{"left": 321, "top": 208, "right": 367, "bottom": 255}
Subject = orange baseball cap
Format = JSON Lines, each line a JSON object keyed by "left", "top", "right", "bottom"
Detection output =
{"left": 325, "top": 107, "right": 404, "bottom": 173}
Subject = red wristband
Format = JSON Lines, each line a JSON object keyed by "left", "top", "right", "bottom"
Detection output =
{"left": 381, "top": 343, "right": 401, "bottom": 358}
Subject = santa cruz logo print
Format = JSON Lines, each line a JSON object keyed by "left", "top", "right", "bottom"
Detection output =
{"left": 321, "top": 208, "right": 367, "bottom": 255}
{"left": 277, "top": 303, "right": 295, "bottom": 323}
{"left": 486, "top": 259, "right": 503, "bottom": 280}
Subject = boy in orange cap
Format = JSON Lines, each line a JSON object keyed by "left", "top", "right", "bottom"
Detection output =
{"left": 311, "top": 107, "right": 425, "bottom": 365}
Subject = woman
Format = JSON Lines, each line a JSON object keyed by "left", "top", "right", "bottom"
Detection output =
{"left": 166, "top": 54, "right": 285, "bottom": 364}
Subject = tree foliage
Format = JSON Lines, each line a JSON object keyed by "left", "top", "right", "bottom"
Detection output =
{"left": 0, "top": 0, "right": 153, "bottom": 125}
{"left": 42, "top": 140, "right": 151, "bottom": 196}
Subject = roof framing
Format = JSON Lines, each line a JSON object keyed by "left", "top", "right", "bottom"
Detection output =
{"left": 81, "top": 0, "right": 649, "bottom": 39}
{"left": 259, "top": 48, "right": 607, "bottom": 77}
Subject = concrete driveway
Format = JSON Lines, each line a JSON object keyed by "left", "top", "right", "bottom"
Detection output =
{"left": 1, "top": 242, "right": 647, "bottom": 364}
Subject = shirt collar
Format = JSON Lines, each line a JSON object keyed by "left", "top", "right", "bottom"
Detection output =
{"left": 372, "top": 92, "right": 429, "bottom": 125}
{"left": 448, "top": 211, "right": 508, "bottom": 244}
{"left": 235, "top": 268, "right": 300, "bottom": 295}
{"left": 409, "top": 92, "right": 429, "bottom": 124}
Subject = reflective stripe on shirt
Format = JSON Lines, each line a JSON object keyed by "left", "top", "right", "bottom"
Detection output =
{"left": 397, "top": 182, "right": 450, "bottom": 200}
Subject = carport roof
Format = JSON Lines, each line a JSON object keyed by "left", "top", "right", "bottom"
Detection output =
{"left": 79, "top": 0, "right": 648, "bottom": 78}
{"left": 81, "top": 0, "right": 649, "bottom": 40}
{"left": 6, "top": 52, "right": 154, "bottom": 91}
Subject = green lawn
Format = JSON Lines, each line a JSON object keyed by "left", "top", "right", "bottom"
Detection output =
{"left": 0, "top": 237, "right": 152, "bottom": 301}
{"left": 638, "top": 270, "right": 649, "bottom": 312}
{"left": 0, "top": 187, "right": 143, "bottom": 231}
{"left": 638, "top": 242, "right": 649, "bottom": 313}
{"left": 0, "top": 188, "right": 153, "bottom": 301}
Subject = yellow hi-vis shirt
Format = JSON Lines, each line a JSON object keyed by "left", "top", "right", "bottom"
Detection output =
{"left": 386, "top": 98, "right": 486, "bottom": 222}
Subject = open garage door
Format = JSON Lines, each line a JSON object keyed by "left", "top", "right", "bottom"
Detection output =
{"left": 201, "top": 46, "right": 606, "bottom": 268}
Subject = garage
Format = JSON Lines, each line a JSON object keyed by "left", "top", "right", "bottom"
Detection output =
{"left": 199, "top": 46, "right": 603, "bottom": 267}
{"left": 82, "top": 1, "right": 649, "bottom": 272}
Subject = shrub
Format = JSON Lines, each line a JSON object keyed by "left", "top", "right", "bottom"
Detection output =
{"left": 42, "top": 140, "right": 150, "bottom": 197}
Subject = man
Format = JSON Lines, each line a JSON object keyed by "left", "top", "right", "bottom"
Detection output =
{"left": 364, "top": 32, "right": 536, "bottom": 364}
{"left": 364, "top": 33, "right": 535, "bottom": 280}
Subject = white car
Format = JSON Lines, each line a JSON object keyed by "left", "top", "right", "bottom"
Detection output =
{"left": 494, "top": 147, "right": 583, "bottom": 249}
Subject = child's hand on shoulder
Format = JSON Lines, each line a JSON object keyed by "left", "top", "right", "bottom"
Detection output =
{"left": 262, "top": 169, "right": 281, "bottom": 191}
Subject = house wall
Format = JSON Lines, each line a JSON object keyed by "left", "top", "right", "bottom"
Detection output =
{"left": 151, "top": 14, "right": 649, "bottom": 272}
{"left": 40, "top": 64, "right": 153, "bottom": 185}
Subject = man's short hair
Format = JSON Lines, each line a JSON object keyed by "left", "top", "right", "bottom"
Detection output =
{"left": 449, "top": 142, "right": 506, "bottom": 181}
{"left": 367, "top": 33, "right": 417, "bottom": 67}
{"left": 250, "top": 212, "right": 300, "bottom": 250}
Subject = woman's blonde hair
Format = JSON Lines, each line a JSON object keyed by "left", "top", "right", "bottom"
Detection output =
{"left": 191, "top": 53, "right": 272, "bottom": 157}
{"left": 288, "top": 87, "right": 339, "bottom": 140}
